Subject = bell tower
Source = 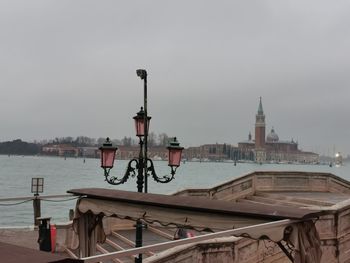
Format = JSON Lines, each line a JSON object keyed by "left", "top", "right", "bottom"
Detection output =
{"left": 255, "top": 97, "right": 266, "bottom": 148}
{"left": 255, "top": 97, "right": 266, "bottom": 163}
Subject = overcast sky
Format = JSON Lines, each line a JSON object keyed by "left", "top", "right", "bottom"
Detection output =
{"left": 0, "top": 1, "right": 349, "bottom": 156}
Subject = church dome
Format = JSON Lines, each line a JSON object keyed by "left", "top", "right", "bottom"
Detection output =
{"left": 267, "top": 128, "right": 279, "bottom": 142}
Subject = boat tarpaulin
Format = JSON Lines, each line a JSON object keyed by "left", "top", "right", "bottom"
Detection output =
{"left": 74, "top": 197, "right": 270, "bottom": 232}
{"left": 69, "top": 188, "right": 323, "bottom": 262}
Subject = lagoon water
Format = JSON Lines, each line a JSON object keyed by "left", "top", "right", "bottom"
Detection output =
{"left": 0, "top": 155, "right": 348, "bottom": 227}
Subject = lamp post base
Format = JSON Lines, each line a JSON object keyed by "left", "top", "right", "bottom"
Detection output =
{"left": 135, "top": 219, "right": 143, "bottom": 263}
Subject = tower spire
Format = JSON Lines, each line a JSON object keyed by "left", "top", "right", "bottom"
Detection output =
{"left": 258, "top": 96, "right": 264, "bottom": 114}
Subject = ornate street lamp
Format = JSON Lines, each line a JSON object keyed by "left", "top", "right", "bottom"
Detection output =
{"left": 99, "top": 138, "right": 118, "bottom": 171}
{"left": 168, "top": 137, "right": 184, "bottom": 167}
{"left": 99, "top": 134, "right": 184, "bottom": 188}
{"left": 147, "top": 137, "right": 184, "bottom": 183}
{"left": 99, "top": 69, "right": 184, "bottom": 263}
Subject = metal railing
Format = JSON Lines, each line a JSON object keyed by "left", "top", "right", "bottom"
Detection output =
{"left": 0, "top": 194, "right": 79, "bottom": 226}
{"left": 82, "top": 219, "right": 297, "bottom": 263}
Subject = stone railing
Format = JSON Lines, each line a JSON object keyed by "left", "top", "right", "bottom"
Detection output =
{"left": 174, "top": 171, "right": 350, "bottom": 201}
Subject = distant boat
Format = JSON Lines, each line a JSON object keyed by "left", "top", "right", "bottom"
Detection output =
{"left": 335, "top": 152, "right": 343, "bottom": 166}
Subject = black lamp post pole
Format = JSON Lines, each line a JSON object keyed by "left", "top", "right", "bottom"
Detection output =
{"left": 135, "top": 134, "right": 144, "bottom": 263}
{"left": 136, "top": 138, "right": 144, "bottom": 193}
{"left": 134, "top": 140, "right": 143, "bottom": 263}
{"left": 135, "top": 70, "right": 148, "bottom": 263}
{"left": 143, "top": 72, "right": 148, "bottom": 194}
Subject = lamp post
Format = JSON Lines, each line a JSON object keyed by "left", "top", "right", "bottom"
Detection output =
{"left": 99, "top": 69, "right": 184, "bottom": 263}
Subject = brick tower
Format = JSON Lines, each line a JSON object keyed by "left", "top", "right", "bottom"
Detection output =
{"left": 255, "top": 97, "right": 266, "bottom": 162}
{"left": 255, "top": 97, "right": 266, "bottom": 148}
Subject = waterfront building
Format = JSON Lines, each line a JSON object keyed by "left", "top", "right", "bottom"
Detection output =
{"left": 42, "top": 144, "right": 79, "bottom": 157}
{"left": 116, "top": 145, "right": 169, "bottom": 161}
{"left": 238, "top": 98, "right": 319, "bottom": 163}
{"left": 78, "top": 147, "right": 99, "bottom": 158}
{"left": 41, "top": 144, "right": 169, "bottom": 161}
{"left": 184, "top": 144, "right": 234, "bottom": 161}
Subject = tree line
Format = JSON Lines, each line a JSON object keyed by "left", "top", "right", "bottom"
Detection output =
{"left": 0, "top": 133, "right": 171, "bottom": 155}
{"left": 0, "top": 139, "right": 41, "bottom": 155}
{"left": 121, "top": 132, "right": 170, "bottom": 147}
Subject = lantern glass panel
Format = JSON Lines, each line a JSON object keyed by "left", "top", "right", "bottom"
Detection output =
{"left": 134, "top": 118, "right": 145, "bottom": 137}
{"left": 101, "top": 149, "right": 116, "bottom": 168}
{"left": 134, "top": 118, "right": 151, "bottom": 137}
{"left": 168, "top": 149, "right": 182, "bottom": 167}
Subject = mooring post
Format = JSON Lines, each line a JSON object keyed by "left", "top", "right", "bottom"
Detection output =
{"left": 33, "top": 195, "right": 41, "bottom": 226}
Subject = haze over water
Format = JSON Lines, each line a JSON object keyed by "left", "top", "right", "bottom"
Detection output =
{"left": 0, "top": 155, "right": 348, "bottom": 227}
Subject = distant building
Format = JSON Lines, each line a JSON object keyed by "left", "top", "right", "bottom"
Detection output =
{"left": 184, "top": 144, "right": 236, "bottom": 161}
{"left": 116, "top": 146, "right": 168, "bottom": 161}
{"left": 238, "top": 98, "right": 319, "bottom": 163}
{"left": 78, "top": 147, "right": 99, "bottom": 158}
{"left": 42, "top": 144, "right": 79, "bottom": 157}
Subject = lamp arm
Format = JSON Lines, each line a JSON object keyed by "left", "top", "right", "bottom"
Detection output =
{"left": 104, "top": 159, "right": 139, "bottom": 185}
{"left": 146, "top": 158, "right": 177, "bottom": 183}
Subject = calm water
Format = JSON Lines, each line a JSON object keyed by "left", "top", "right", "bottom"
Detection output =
{"left": 0, "top": 155, "right": 348, "bottom": 227}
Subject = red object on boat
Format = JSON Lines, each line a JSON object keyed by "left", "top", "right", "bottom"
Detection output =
{"left": 50, "top": 224, "right": 56, "bottom": 253}
{"left": 186, "top": 231, "right": 195, "bottom": 238}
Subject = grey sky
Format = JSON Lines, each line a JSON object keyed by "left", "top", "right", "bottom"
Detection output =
{"left": 0, "top": 1, "right": 349, "bottom": 156}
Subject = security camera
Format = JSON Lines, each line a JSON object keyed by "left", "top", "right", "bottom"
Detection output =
{"left": 136, "top": 69, "right": 147, "bottom": 79}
